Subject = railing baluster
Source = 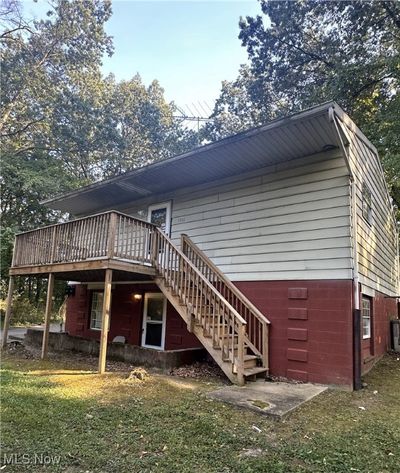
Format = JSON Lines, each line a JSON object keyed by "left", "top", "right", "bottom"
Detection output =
{"left": 181, "top": 234, "right": 270, "bottom": 369}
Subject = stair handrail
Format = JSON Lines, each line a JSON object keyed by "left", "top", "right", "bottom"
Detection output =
{"left": 153, "top": 229, "right": 247, "bottom": 325}
{"left": 153, "top": 228, "right": 247, "bottom": 382}
{"left": 181, "top": 234, "right": 270, "bottom": 369}
{"left": 181, "top": 234, "right": 271, "bottom": 325}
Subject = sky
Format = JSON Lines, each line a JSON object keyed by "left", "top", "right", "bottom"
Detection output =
{"left": 23, "top": 0, "right": 262, "bottom": 112}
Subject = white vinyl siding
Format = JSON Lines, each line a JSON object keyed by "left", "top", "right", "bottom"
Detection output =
{"left": 122, "top": 149, "right": 352, "bottom": 281}
{"left": 342, "top": 123, "right": 399, "bottom": 296}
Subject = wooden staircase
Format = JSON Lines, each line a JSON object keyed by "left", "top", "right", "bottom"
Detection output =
{"left": 8, "top": 209, "right": 270, "bottom": 384}
{"left": 152, "top": 228, "right": 270, "bottom": 385}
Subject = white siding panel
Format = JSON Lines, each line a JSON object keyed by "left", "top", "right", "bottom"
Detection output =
{"left": 168, "top": 152, "right": 352, "bottom": 280}
{"left": 218, "top": 258, "right": 352, "bottom": 273}
{"left": 206, "top": 236, "right": 351, "bottom": 257}
{"left": 173, "top": 216, "right": 350, "bottom": 243}
{"left": 212, "top": 247, "right": 351, "bottom": 265}
{"left": 224, "top": 269, "right": 353, "bottom": 281}
{"left": 341, "top": 122, "right": 399, "bottom": 296}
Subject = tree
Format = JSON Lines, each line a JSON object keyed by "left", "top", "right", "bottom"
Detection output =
{"left": 206, "top": 1, "right": 400, "bottom": 208}
{"left": 201, "top": 65, "right": 272, "bottom": 141}
{"left": 0, "top": 1, "right": 197, "bottom": 304}
{"left": 0, "top": 0, "right": 113, "bottom": 140}
{"left": 100, "top": 75, "right": 197, "bottom": 177}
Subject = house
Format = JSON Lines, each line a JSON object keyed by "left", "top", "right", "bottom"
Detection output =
{"left": 3, "top": 102, "right": 399, "bottom": 389}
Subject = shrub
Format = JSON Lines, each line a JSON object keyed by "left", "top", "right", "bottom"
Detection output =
{"left": 1, "top": 296, "right": 44, "bottom": 326}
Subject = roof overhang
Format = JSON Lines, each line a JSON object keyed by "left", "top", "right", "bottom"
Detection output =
{"left": 44, "top": 101, "right": 352, "bottom": 216}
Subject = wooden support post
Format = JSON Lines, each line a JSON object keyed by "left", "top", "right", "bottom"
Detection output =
{"left": 98, "top": 269, "right": 113, "bottom": 374}
{"left": 1, "top": 276, "right": 15, "bottom": 349}
{"left": 236, "top": 324, "right": 245, "bottom": 386}
{"left": 41, "top": 273, "right": 55, "bottom": 359}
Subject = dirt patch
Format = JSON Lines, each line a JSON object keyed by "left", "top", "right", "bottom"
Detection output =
{"left": 170, "top": 361, "right": 228, "bottom": 382}
{"left": 249, "top": 399, "right": 271, "bottom": 410}
{"left": 3, "top": 341, "right": 227, "bottom": 383}
{"left": 4, "top": 340, "right": 37, "bottom": 358}
{"left": 3, "top": 341, "right": 139, "bottom": 372}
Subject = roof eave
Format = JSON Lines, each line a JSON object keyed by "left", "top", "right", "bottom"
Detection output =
{"left": 42, "top": 101, "right": 339, "bottom": 209}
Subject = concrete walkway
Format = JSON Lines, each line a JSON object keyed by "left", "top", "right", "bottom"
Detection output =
{"left": 207, "top": 379, "right": 327, "bottom": 418}
{"left": 0, "top": 323, "right": 62, "bottom": 343}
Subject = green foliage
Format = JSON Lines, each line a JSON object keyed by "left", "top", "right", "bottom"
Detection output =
{"left": 205, "top": 0, "right": 400, "bottom": 209}
{"left": 0, "top": 1, "right": 196, "bottom": 306}
{"left": 1, "top": 295, "right": 44, "bottom": 325}
{"left": 0, "top": 227, "right": 15, "bottom": 289}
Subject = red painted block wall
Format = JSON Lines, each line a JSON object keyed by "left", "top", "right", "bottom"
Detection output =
{"left": 65, "top": 283, "right": 201, "bottom": 350}
{"left": 234, "top": 280, "right": 354, "bottom": 387}
{"left": 65, "top": 279, "right": 397, "bottom": 386}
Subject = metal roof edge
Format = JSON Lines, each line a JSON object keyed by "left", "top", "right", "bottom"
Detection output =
{"left": 330, "top": 103, "right": 379, "bottom": 155}
{"left": 42, "top": 101, "right": 338, "bottom": 207}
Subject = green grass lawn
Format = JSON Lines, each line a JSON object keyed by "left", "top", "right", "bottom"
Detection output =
{"left": 1, "top": 351, "right": 400, "bottom": 473}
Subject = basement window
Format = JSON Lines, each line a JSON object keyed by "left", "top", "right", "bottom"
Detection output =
{"left": 362, "top": 296, "right": 371, "bottom": 339}
{"left": 362, "top": 183, "right": 372, "bottom": 225}
{"left": 90, "top": 292, "right": 104, "bottom": 330}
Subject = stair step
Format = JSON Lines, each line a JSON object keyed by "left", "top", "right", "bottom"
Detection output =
{"left": 236, "top": 355, "right": 259, "bottom": 369}
{"left": 243, "top": 366, "right": 268, "bottom": 377}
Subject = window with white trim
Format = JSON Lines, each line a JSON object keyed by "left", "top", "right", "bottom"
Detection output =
{"left": 90, "top": 292, "right": 104, "bottom": 330}
{"left": 362, "top": 183, "right": 372, "bottom": 224}
{"left": 362, "top": 296, "right": 371, "bottom": 339}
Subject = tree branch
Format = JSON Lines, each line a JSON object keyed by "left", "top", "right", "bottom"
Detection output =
{"left": 352, "top": 74, "right": 394, "bottom": 98}
{"left": 382, "top": 2, "right": 400, "bottom": 30}
{"left": 0, "top": 117, "right": 45, "bottom": 138}
{"left": 0, "top": 24, "right": 35, "bottom": 39}
{"left": 276, "top": 36, "right": 335, "bottom": 69}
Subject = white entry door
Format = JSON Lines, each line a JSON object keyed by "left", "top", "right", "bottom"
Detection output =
{"left": 148, "top": 201, "right": 172, "bottom": 235}
{"left": 141, "top": 293, "right": 167, "bottom": 350}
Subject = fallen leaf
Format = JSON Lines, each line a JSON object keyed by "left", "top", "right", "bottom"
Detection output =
{"left": 252, "top": 425, "right": 262, "bottom": 433}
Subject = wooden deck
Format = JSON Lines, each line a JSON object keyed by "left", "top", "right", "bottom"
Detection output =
{"left": 5, "top": 210, "right": 270, "bottom": 385}
{"left": 10, "top": 211, "right": 157, "bottom": 279}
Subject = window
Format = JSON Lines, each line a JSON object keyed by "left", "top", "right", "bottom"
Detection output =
{"left": 362, "top": 296, "right": 371, "bottom": 339}
{"left": 148, "top": 202, "right": 172, "bottom": 235}
{"left": 362, "top": 183, "right": 372, "bottom": 224}
{"left": 90, "top": 292, "right": 104, "bottom": 330}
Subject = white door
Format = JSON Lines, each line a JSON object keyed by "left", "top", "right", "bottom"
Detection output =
{"left": 147, "top": 201, "right": 172, "bottom": 235}
{"left": 141, "top": 293, "right": 167, "bottom": 350}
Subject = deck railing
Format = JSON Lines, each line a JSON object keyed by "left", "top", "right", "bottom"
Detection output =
{"left": 12, "top": 211, "right": 156, "bottom": 268}
{"left": 181, "top": 234, "right": 270, "bottom": 369}
{"left": 11, "top": 210, "right": 269, "bottom": 383}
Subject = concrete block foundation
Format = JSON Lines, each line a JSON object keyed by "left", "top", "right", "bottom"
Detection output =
{"left": 25, "top": 329, "right": 207, "bottom": 370}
